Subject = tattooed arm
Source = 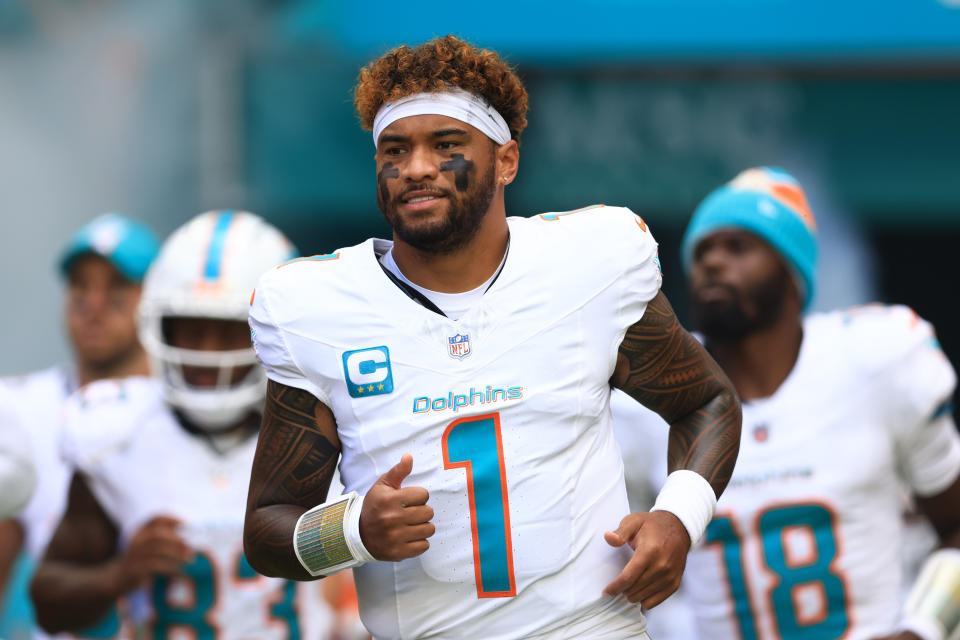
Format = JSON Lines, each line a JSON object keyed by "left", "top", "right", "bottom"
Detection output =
{"left": 611, "top": 291, "right": 741, "bottom": 497}
{"left": 243, "top": 380, "right": 341, "bottom": 580}
{"left": 244, "top": 380, "right": 435, "bottom": 580}
{"left": 602, "top": 291, "right": 741, "bottom": 608}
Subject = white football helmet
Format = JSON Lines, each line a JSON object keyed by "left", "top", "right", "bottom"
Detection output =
{"left": 138, "top": 210, "right": 298, "bottom": 431}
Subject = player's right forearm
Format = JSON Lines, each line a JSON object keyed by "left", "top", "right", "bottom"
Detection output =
{"left": 30, "top": 559, "right": 127, "bottom": 633}
{"left": 245, "top": 381, "right": 343, "bottom": 580}
{"left": 244, "top": 504, "right": 317, "bottom": 580}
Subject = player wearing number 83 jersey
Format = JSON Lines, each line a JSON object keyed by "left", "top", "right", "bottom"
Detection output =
{"left": 57, "top": 377, "right": 304, "bottom": 638}
{"left": 31, "top": 211, "right": 323, "bottom": 639}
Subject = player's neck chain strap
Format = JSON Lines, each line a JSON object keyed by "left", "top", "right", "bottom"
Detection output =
{"left": 377, "top": 237, "right": 510, "bottom": 319}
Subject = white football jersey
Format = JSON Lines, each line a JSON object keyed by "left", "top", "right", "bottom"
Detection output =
{"left": 682, "top": 305, "right": 960, "bottom": 640}
{"left": 0, "top": 365, "right": 76, "bottom": 558}
{"left": 250, "top": 206, "right": 662, "bottom": 640}
{"left": 60, "top": 377, "right": 310, "bottom": 640}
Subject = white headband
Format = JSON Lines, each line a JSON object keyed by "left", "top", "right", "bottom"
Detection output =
{"left": 372, "top": 86, "right": 511, "bottom": 147}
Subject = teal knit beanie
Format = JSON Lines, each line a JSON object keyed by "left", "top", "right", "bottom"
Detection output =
{"left": 681, "top": 167, "right": 818, "bottom": 310}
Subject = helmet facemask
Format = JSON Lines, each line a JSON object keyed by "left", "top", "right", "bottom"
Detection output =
{"left": 139, "top": 308, "right": 265, "bottom": 431}
{"left": 135, "top": 210, "right": 298, "bottom": 434}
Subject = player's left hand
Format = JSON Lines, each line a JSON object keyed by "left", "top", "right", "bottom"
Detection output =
{"left": 602, "top": 510, "right": 690, "bottom": 608}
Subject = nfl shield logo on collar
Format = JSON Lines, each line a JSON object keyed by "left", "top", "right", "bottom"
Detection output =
{"left": 448, "top": 333, "right": 471, "bottom": 359}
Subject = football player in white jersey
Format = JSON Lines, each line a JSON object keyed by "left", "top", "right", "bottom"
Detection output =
{"left": 30, "top": 211, "right": 318, "bottom": 639}
{"left": 0, "top": 213, "right": 159, "bottom": 639}
{"left": 679, "top": 167, "right": 960, "bottom": 640}
{"left": 243, "top": 35, "right": 743, "bottom": 640}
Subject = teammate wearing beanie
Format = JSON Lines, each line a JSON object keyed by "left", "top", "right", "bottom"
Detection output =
{"left": 682, "top": 167, "right": 817, "bottom": 310}
{"left": 678, "top": 167, "right": 960, "bottom": 640}
{"left": 243, "top": 35, "right": 743, "bottom": 639}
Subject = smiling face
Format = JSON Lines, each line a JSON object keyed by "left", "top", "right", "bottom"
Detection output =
{"left": 689, "top": 229, "right": 797, "bottom": 342}
{"left": 375, "top": 114, "right": 500, "bottom": 255}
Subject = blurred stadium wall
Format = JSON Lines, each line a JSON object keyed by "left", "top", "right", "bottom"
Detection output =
{"left": 1, "top": 0, "right": 958, "bottom": 401}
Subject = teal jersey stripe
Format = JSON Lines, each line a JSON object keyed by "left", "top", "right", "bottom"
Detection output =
{"left": 204, "top": 210, "right": 235, "bottom": 280}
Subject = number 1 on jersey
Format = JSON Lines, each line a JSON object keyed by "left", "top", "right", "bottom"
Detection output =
{"left": 442, "top": 412, "right": 517, "bottom": 598}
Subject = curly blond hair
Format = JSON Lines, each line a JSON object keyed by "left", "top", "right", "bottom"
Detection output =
{"left": 354, "top": 35, "right": 528, "bottom": 143}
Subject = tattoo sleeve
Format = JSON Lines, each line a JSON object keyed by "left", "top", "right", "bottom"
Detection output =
{"left": 243, "top": 380, "right": 341, "bottom": 580}
{"left": 612, "top": 291, "right": 742, "bottom": 497}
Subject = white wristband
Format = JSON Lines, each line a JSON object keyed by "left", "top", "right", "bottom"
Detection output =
{"left": 345, "top": 493, "right": 376, "bottom": 563}
{"left": 293, "top": 491, "right": 375, "bottom": 577}
{"left": 901, "top": 548, "right": 960, "bottom": 640}
{"left": 650, "top": 470, "right": 718, "bottom": 549}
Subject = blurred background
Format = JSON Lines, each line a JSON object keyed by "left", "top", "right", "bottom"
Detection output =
{"left": 2, "top": 0, "right": 959, "bottom": 392}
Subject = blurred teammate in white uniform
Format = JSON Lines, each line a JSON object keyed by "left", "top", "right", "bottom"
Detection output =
{"left": 0, "top": 213, "right": 159, "bottom": 640}
{"left": 243, "top": 36, "right": 744, "bottom": 640}
{"left": 679, "top": 167, "right": 960, "bottom": 640}
{"left": 29, "top": 211, "right": 322, "bottom": 639}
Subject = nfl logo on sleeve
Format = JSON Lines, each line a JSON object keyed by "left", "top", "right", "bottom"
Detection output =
{"left": 342, "top": 346, "right": 394, "bottom": 398}
{"left": 448, "top": 333, "right": 471, "bottom": 359}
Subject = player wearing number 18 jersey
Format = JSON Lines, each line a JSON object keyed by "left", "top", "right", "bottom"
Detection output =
{"left": 679, "top": 168, "right": 960, "bottom": 640}
{"left": 244, "top": 36, "right": 743, "bottom": 640}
